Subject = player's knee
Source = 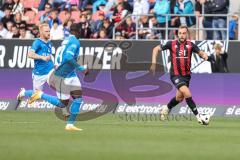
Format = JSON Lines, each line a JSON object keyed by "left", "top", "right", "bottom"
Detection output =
{"left": 61, "top": 99, "right": 69, "bottom": 106}
{"left": 70, "top": 97, "right": 83, "bottom": 114}
{"left": 183, "top": 92, "right": 192, "bottom": 99}
{"left": 176, "top": 93, "right": 184, "bottom": 102}
{"left": 176, "top": 96, "right": 184, "bottom": 102}
{"left": 179, "top": 86, "right": 191, "bottom": 98}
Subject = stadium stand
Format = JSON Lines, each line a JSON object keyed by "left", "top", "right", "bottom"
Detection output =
{"left": 0, "top": 0, "right": 238, "bottom": 40}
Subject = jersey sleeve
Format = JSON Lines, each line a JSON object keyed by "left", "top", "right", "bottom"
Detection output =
{"left": 65, "top": 40, "right": 80, "bottom": 60}
{"left": 191, "top": 42, "right": 200, "bottom": 53}
{"left": 30, "top": 40, "right": 40, "bottom": 53}
{"left": 66, "top": 43, "right": 78, "bottom": 57}
{"left": 160, "top": 41, "right": 172, "bottom": 51}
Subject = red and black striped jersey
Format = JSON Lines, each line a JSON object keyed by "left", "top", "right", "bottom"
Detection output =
{"left": 161, "top": 40, "right": 200, "bottom": 76}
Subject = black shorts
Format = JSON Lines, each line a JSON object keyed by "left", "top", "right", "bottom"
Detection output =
{"left": 170, "top": 75, "right": 191, "bottom": 89}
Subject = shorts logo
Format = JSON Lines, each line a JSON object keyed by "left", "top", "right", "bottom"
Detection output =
{"left": 175, "top": 79, "right": 179, "bottom": 84}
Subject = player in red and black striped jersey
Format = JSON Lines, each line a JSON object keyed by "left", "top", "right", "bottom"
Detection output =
{"left": 150, "top": 25, "right": 210, "bottom": 125}
{"left": 161, "top": 38, "right": 201, "bottom": 77}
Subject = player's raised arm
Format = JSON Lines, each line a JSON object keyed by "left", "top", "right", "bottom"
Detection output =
{"left": 150, "top": 45, "right": 161, "bottom": 74}
{"left": 59, "top": 42, "right": 88, "bottom": 75}
{"left": 27, "top": 50, "right": 51, "bottom": 61}
{"left": 149, "top": 45, "right": 161, "bottom": 75}
{"left": 152, "top": 45, "right": 161, "bottom": 64}
{"left": 150, "top": 44, "right": 163, "bottom": 75}
{"left": 150, "top": 40, "right": 171, "bottom": 75}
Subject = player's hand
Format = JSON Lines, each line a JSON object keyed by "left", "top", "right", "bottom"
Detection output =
{"left": 41, "top": 55, "right": 51, "bottom": 61}
{"left": 149, "top": 63, "right": 156, "bottom": 75}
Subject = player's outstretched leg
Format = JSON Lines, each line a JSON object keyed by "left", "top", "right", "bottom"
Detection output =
{"left": 161, "top": 97, "right": 180, "bottom": 120}
{"left": 161, "top": 90, "right": 183, "bottom": 120}
{"left": 28, "top": 90, "right": 65, "bottom": 107}
{"left": 28, "top": 90, "right": 70, "bottom": 118}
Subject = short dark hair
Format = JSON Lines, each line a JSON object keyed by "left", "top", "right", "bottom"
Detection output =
{"left": 53, "top": 19, "right": 59, "bottom": 25}
{"left": 70, "top": 23, "right": 80, "bottom": 38}
{"left": 150, "top": 16, "right": 157, "bottom": 19}
{"left": 178, "top": 25, "right": 189, "bottom": 32}
{"left": 70, "top": 23, "right": 79, "bottom": 33}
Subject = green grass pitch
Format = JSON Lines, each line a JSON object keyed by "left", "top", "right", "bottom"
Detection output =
{"left": 0, "top": 111, "right": 240, "bottom": 160}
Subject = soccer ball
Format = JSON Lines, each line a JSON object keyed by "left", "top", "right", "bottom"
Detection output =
{"left": 200, "top": 114, "right": 211, "bottom": 125}
{"left": 197, "top": 114, "right": 211, "bottom": 125}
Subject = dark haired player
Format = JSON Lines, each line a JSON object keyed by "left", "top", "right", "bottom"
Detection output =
{"left": 150, "top": 26, "right": 210, "bottom": 125}
{"left": 18, "top": 24, "right": 89, "bottom": 131}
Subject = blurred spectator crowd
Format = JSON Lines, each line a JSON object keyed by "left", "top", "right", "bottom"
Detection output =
{"left": 0, "top": 0, "right": 238, "bottom": 40}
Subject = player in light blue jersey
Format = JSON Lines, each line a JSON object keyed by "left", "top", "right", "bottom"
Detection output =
{"left": 28, "top": 23, "right": 54, "bottom": 91}
{"left": 17, "top": 23, "right": 70, "bottom": 118}
{"left": 18, "top": 23, "right": 89, "bottom": 131}
{"left": 17, "top": 24, "right": 54, "bottom": 100}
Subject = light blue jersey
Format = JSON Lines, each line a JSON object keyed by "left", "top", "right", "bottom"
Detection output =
{"left": 30, "top": 38, "right": 54, "bottom": 75}
{"left": 55, "top": 35, "right": 82, "bottom": 78}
